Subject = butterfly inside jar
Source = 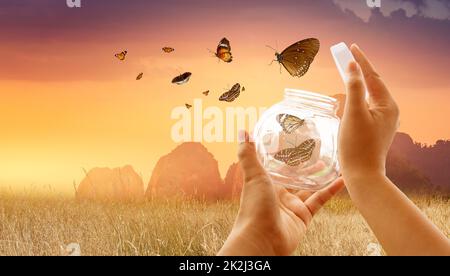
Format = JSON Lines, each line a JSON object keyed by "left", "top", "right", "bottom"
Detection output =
{"left": 271, "top": 114, "right": 320, "bottom": 167}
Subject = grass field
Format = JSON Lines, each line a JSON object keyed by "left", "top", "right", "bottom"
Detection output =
{"left": 0, "top": 192, "right": 448, "bottom": 256}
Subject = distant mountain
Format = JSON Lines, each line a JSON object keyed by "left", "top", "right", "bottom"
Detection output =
{"left": 223, "top": 162, "right": 243, "bottom": 199}
{"left": 389, "top": 133, "right": 450, "bottom": 194}
{"left": 77, "top": 165, "right": 145, "bottom": 202}
{"left": 147, "top": 142, "right": 227, "bottom": 200}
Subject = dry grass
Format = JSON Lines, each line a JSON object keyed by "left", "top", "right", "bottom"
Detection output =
{"left": 0, "top": 192, "right": 448, "bottom": 256}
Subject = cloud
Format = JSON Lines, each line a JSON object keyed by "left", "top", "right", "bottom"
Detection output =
{"left": 333, "top": 0, "right": 449, "bottom": 22}
{"left": 419, "top": 0, "right": 450, "bottom": 20}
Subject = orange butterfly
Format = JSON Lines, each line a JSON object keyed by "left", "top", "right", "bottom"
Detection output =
{"left": 115, "top": 50, "right": 127, "bottom": 61}
{"left": 214, "top": 38, "right": 232, "bottom": 63}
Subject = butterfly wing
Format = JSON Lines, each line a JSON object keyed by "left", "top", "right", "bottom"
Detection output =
{"left": 217, "top": 51, "right": 233, "bottom": 63}
{"left": 172, "top": 72, "right": 192, "bottom": 84}
{"left": 217, "top": 38, "right": 231, "bottom": 52}
{"left": 219, "top": 83, "right": 241, "bottom": 102}
{"left": 296, "top": 139, "right": 316, "bottom": 163}
{"left": 277, "top": 114, "right": 305, "bottom": 134}
{"left": 162, "top": 47, "right": 175, "bottom": 53}
{"left": 280, "top": 38, "right": 320, "bottom": 77}
{"left": 274, "top": 147, "right": 302, "bottom": 167}
{"left": 274, "top": 139, "right": 316, "bottom": 166}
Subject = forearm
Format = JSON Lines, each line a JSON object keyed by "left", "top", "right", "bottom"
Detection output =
{"left": 345, "top": 173, "right": 450, "bottom": 256}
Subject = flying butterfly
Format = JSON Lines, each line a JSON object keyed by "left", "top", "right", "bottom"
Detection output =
{"left": 274, "top": 139, "right": 316, "bottom": 167}
{"left": 172, "top": 72, "right": 192, "bottom": 85}
{"left": 202, "top": 90, "right": 210, "bottom": 96}
{"left": 268, "top": 38, "right": 320, "bottom": 77}
{"left": 136, "top": 72, "right": 144, "bottom": 80}
{"left": 242, "top": 86, "right": 246, "bottom": 92}
{"left": 115, "top": 50, "right": 128, "bottom": 61}
{"left": 213, "top": 38, "right": 233, "bottom": 63}
{"left": 185, "top": 104, "right": 192, "bottom": 109}
{"left": 277, "top": 114, "right": 305, "bottom": 134}
{"left": 219, "top": 83, "right": 241, "bottom": 102}
{"left": 162, "top": 47, "right": 175, "bottom": 53}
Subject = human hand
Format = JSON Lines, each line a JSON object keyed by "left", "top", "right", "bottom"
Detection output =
{"left": 338, "top": 46, "right": 450, "bottom": 256}
{"left": 218, "top": 131, "right": 345, "bottom": 256}
{"left": 338, "top": 44, "right": 400, "bottom": 183}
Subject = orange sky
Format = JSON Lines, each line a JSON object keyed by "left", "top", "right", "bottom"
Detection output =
{"left": 0, "top": 1, "right": 449, "bottom": 192}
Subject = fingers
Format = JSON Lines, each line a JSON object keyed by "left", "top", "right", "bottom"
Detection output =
{"left": 350, "top": 44, "right": 394, "bottom": 108}
{"left": 345, "top": 61, "right": 368, "bottom": 113}
{"left": 304, "top": 178, "right": 345, "bottom": 216}
{"left": 237, "top": 130, "right": 268, "bottom": 183}
{"left": 280, "top": 192, "right": 313, "bottom": 226}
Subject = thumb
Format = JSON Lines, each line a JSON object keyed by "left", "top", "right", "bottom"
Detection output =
{"left": 237, "top": 130, "right": 268, "bottom": 183}
{"left": 345, "top": 61, "right": 368, "bottom": 113}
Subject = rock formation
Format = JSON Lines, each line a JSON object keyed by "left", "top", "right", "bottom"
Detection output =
{"left": 76, "top": 165, "right": 144, "bottom": 201}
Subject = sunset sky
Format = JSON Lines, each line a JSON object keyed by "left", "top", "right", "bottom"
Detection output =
{"left": 1, "top": 0, "right": 449, "bottom": 192}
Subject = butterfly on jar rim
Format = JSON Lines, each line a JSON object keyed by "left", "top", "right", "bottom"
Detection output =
{"left": 162, "top": 47, "right": 175, "bottom": 53}
{"left": 172, "top": 72, "right": 192, "bottom": 85}
{"left": 115, "top": 50, "right": 128, "bottom": 61}
{"left": 277, "top": 114, "right": 305, "bottom": 134}
{"left": 210, "top": 38, "right": 233, "bottom": 63}
{"left": 219, "top": 83, "right": 241, "bottom": 102}
{"left": 267, "top": 38, "right": 320, "bottom": 77}
{"left": 274, "top": 139, "right": 316, "bottom": 167}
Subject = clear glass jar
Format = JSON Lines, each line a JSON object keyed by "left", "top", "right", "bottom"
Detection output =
{"left": 253, "top": 89, "right": 340, "bottom": 191}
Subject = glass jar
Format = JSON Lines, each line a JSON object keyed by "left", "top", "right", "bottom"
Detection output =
{"left": 253, "top": 89, "right": 340, "bottom": 191}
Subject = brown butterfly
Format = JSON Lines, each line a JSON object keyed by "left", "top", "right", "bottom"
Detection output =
{"left": 269, "top": 38, "right": 320, "bottom": 77}
{"left": 136, "top": 72, "right": 144, "bottom": 80}
{"left": 219, "top": 83, "right": 241, "bottom": 102}
{"left": 172, "top": 72, "right": 192, "bottom": 85}
{"left": 274, "top": 139, "right": 316, "bottom": 166}
{"left": 185, "top": 104, "right": 192, "bottom": 109}
{"left": 277, "top": 114, "right": 305, "bottom": 134}
{"left": 214, "top": 38, "right": 233, "bottom": 63}
{"left": 242, "top": 86, "right": 246, "bottom": 92}
{"left": 202, "top": 90, "right": 210, "bottom": 96}
{"left": 162, "top": 47, "right": 175, "bottom": 53}
{"left": 115, "top": 50, "right": 128, "bottom": 61}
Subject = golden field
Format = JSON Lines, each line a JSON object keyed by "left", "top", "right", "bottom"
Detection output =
{"left": 0, "top": 192, "right": 448, "bottom": 256}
